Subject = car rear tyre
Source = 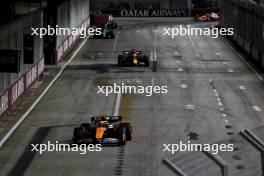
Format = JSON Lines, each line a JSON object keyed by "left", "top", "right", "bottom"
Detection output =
{"left": 81, "top": 123, "right": 92, "bottom": 129}
{"left": 120, "top": 122, "right": 132, "bottom": 141}
{"left": 143, "top": 56, "right": 149, "bottom": 67}
{"left": 73, "top": 127, "right": 83, "bottom": 142}
{"left": 118, "top": 55, "right": 124, "bottom": 66}
{"left": 118, "top": 127, "right": 127, "bottom": 145}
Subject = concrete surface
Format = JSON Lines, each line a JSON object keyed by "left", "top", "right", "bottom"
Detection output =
{"left": 0, "top": 19, "right": 264, "bottom": 176}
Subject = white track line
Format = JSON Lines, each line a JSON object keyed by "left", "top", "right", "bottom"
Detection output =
{"left": 112, "top": 30, "right": 122, "bottom": 117}
{"left": 0, "top": 37, "right": 88, "bottom": 148}
{"left": 113, "top": 93, "right": 122, "bottom": 116}
{"left": 150, "top": 50, "right": 153, "bottom": 62}
{"left": 252, "top": 106, "right": 262, "bottom": 112}
{"left": 188, "top": 35, "right": 200, "bottom": 58}
{"left": 112, "top": 30, "right": 120, "bottom": 58}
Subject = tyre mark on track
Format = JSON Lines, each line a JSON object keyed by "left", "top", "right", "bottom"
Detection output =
{"left": 115, "top": 146, "right": 126, "bottom": 176}
{"left": 7, "top": 127, "right": 50, "bottom": 176}
{"left": 113, "top": 92, "right": 134, "bottom": 175}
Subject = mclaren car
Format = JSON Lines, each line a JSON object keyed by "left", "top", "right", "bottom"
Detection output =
{"left": 73, "top": 116, "right": 132, "bottom": 145}
{"left": 118, "top": 49, "right": 150, "bottom": 67}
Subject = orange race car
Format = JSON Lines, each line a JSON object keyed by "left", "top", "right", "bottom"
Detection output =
{"left": 73, "top": 115, "right": 132, "bottom": 145}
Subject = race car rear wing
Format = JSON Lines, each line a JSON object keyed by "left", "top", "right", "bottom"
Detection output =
{"left": 123, "top": 51, "right": 142, "bottom": 54}
{"left": 91, "top": 116, "right": 122, "bottom": 123}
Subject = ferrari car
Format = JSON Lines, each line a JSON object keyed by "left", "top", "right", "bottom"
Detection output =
{"left": 118, "top": 49, "right": 150, "bottom": 67}
{"left": 73, "top": 116, "right": 132, "bottom": 145}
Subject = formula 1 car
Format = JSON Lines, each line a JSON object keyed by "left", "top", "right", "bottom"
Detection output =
{"left": 94, "top": 23, "right": 115, "bottom": 39}
{"left": 105, "top": 20, "right": 118, "bottom": 29}
{"left": 118, "top": 49, "right": 150, "bottom": 67}
{"left": 195, "top": 12, "right": 220, "bottom": 21}
{"left": 73, "top": 116, "right": 132, "bottom": 145}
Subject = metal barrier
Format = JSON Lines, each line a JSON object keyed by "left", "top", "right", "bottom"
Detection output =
{"left": 222, "top": 0, "right": 264, "bottom": 69}
{"left": 0, "top": 10, "right": 44, "bottom": 120}
{"left": 163, "top": 158, "right": 187, "bottom": 176}
{"left": 240, "top": 129, "right": 264, "bottom": 176}
{"left": 203, "top": 150, "right": 229, "bottom": 176}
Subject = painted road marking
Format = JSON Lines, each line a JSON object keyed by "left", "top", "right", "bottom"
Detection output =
{"left": 180, "top": 84, "right": 188, "bottom": 89}
{"left": 113, "top": 93, "right": 122, "bottom": 116}
{"left": 174, "top": 51, "right": 179, "bottom": 55}
{"left": 188, "top": 35, "right": 200, "bottom": 58}
{"left": 154, "top": 50, "right": 157, "bottom": 62}
{"left": 186, "top": 104, "right": 195, "bottom": 110}
{"left": 178, "top": 68, "right": 183, "bottom": 72}
{"left": 252, "top": 106, "right": 262, "bottom": 112}
{"left": 150, "top": 50, "right": 153, "bottom": 62}
{"left": 0, "top": 35, "right": 89, "bottom": 148}
{"left": 111, "top": 30, "right": 120, "bottom": 58}
{"left": 228, "top": 69, "right": 234, "bottom": 73}
{"left": 238, "top": 85, "right": 246, "bottom": 90}
{"left": 218, "top": 102, "right": 223, "bottom": 107}
{"left": 152, "top": 78, "right": 155, "bottom": 87}
{"left": 174, "top": 51, "right": 182, "bottom": 58}
{"left": 216, "top": 52, "right": 221, "bottom": 59}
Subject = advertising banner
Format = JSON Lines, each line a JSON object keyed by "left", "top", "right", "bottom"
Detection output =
{"left": 90, "top": 9, "right": 187, "bottom": 17}
{"left": 0, "top": 49, "right": 20, "bottom": 73}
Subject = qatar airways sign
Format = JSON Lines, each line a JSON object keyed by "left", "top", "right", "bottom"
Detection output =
{"left": 90, "top": 9, "right": 187, "bottom": 17}
{"left": 120, "top": 9, "right": 186, "bottom": 17}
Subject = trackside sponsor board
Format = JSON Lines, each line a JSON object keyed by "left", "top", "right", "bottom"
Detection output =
{"left": 0, "top": 49, "right": 20, "bottom": 73}
{"left": 90, "top": 9, "right": 187, "bottom": 17}
{"left": 0, "top": 92, "right": 8, "bottom": 117}
{"left": 0, "top": 57, "right": 44, "bottom": 119}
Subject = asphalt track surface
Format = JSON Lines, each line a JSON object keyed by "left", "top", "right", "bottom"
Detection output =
{"left": 0, "top": 19, "right": 264, "bottom": 176}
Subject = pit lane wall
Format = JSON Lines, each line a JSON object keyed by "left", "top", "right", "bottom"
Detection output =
{"left": 222, "top": 0, "right": 264, "bottom": 69}
{"left": 55, "top": 0, "right": 90, "bottom": 63}
{"left": 0, "top": 10, "right": 44, "bottom": 120}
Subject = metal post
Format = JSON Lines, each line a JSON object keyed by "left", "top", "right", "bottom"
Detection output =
{"left": 203, "top": 151, "right": 229, "bottom": 176}
{"left": 163, "top": 158, "right": 187, "bottom": 176}
{"left": 240, "top": 129, "right": 264, "bottom": 176}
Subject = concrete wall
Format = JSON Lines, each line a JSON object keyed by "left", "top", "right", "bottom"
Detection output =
{"left": 222, "top": 0, "right": 264, "bottom": 69}
{"left": 0, "top": 10, "right": 44, "bottom": 119}
{"left": 55, "top": 0, "right": 90, "bottom": 63}
{"left": 0, "top": 10, "right": 43, "bottom": 94}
